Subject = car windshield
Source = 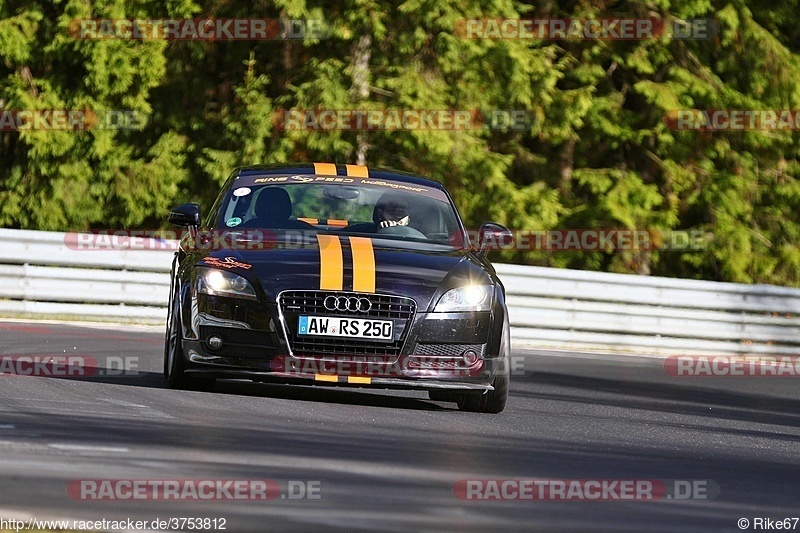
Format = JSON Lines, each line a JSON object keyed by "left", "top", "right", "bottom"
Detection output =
{"left": 214, "top": 178, "right": 464, "bottom": 246}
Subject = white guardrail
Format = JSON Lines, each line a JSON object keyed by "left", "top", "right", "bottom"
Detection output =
{"left": 2, "top": 228, "right": 800, "bottom": 356}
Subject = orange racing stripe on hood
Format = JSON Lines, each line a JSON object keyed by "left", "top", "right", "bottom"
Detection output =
{"left": 317, "top": 234, "right": 343, "bottom": 290}
{"left": 349, "top": 237, "right": 376, "bottom": 293}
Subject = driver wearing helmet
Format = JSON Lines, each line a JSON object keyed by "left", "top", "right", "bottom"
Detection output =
{"left": 374, "top": 193, "right": 410, "bottom": 228}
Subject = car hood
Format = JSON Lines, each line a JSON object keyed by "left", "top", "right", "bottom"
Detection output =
{"left": 193, "top": 236, "right": 493, "bottom": 311}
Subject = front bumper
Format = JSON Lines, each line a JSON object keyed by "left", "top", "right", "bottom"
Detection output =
{"left": 181, "top": 338, "right": 500, "bottom": 391}
{"left": 183, "top": 366, "right": 494, "bottom": 392}
{"left": 180, "top": 292, "right": 503, "bottom": 391}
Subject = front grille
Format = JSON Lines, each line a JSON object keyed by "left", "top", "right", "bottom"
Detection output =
{"left": 278, "top": 290, "right": 416, "bottom": 356}
{"left": 413, "top": 343, "right": 485, "bottom": 357}
{"left": 279, "top": 291, "right": 415, "bottom": 319}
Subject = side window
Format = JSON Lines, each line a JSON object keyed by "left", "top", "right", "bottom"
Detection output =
{"left": 205, "top": 173, "right": 237, "bottom": 227}
{"left": 226, "top": 194, "right": 253, "bottom": 222}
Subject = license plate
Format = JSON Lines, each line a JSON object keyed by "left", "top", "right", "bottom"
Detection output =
{"left": 298, "top": 316, "right": 393, "bottom": 341}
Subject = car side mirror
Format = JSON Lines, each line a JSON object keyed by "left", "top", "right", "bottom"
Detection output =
{"left": 168, "top": 203, "right": 202, "bottom": 227}
{"left": 478, "top": 222, "right": 512, "bottom": 254}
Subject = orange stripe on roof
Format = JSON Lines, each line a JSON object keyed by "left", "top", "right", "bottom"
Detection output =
{"left": 313, "top": 162, "right": 337, "bottom": 176}
{"left": 345, "top": 164, "right": 369, "bottom": 178}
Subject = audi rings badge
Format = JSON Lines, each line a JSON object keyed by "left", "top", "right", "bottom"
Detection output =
{"left": 324, "top": 295, "right": 372, "bottom": 313}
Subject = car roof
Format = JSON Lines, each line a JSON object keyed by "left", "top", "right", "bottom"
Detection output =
{"left": 234, "top": 163, "right": 447, "bottom": 191}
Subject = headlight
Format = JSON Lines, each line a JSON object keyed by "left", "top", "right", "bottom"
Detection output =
{"left": 433, "top": 285, "right": 493, "bottom": 312}
{"left": 197, "top": 268, "right": 257, "bottom": 300}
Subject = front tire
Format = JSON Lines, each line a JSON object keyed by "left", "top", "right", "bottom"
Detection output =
{"left": 457, "top": 313, "right": 511, "bottom": 413}
{"left": 164, "top": 292, "right": 215, "bottom": 392}
{"left": 456, "top": 373, "right": 508, "bottom": 413}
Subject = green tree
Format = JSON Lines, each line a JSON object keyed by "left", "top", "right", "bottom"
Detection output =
{"left": 0, "top": 0, "right": 191, "bottom": 230}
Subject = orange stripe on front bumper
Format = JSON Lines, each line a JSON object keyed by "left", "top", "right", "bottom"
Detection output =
{"left": 313, "top": 162, "right": 337, "bottom": 176}
{"left": 317, "top": 234, "right": 343, "bottom": 290}
{"left": 345, "top": 164, "right": 369, "bottom": 178}
{"left": 347, "top": 376, "right": 371, "bottom": 384}
{"left": 315, "top": 374, "right": 338, "bottom": 383}
{"left": 349, "top": 237, "right": 376, "bottom": 293}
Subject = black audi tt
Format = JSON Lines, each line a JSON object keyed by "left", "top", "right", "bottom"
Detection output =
{"left": 164, "top": 163, "right": 512, "bottom": 413}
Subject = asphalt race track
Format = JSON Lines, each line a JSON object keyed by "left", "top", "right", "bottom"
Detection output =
{"left": 0, "top": 320, "right": 798, "bottom": 532}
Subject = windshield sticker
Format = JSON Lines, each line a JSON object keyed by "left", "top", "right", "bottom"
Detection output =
{"left": 359, "top": 179, "right": 427, "bottom": 192}
{"left": 254, "top": 176, "right": 354, "bottom": 184}
{"left": 226, "top": 217, "right": 242, "bottom": 227}
{"left": 241, "top": 175, "right": 445, "bottom": 201}
{"left": 202, "top": 256, "right": 252, "bottom": 270}
{"left": 233, "top": 187, "right": 251, "bottom": 197}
